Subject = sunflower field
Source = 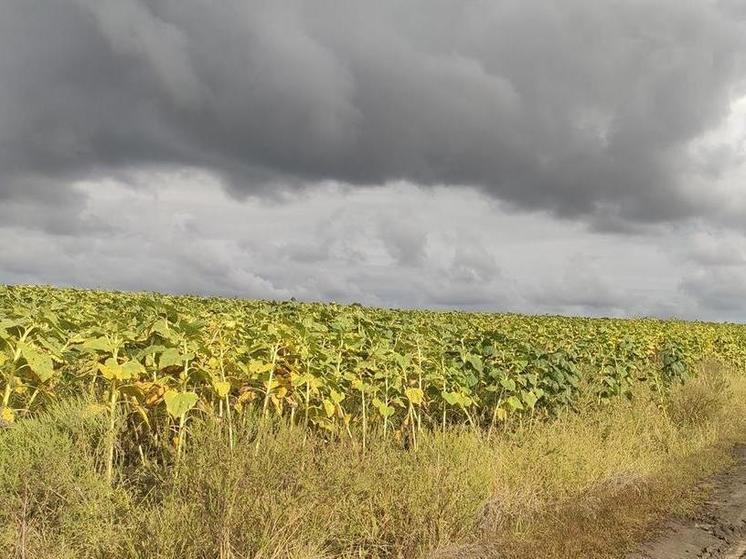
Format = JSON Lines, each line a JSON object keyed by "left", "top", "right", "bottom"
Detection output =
{"left": 2, "top": 284, "right": 745, "bottom": 467}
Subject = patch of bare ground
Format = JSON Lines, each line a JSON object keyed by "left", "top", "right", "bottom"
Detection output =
{"left": 629, "top": 445, "right": 746, "bottom": 559}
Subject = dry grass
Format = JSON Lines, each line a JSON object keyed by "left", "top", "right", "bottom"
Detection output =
{"left": 436, "top": 363, "right": 746, "bottom": 558}
{"left": 3, "top": 364, "right": 746, "bottom": 559}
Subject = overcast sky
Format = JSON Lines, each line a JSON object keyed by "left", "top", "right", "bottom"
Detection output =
{"left": 2, "top": 0, "right": 746, "bottom": 321}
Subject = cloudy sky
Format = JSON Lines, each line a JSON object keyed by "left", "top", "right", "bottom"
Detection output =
{"left": 2, "top": 0, "right": 746, "bottom": 321}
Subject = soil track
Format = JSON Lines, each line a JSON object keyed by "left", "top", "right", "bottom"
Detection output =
{"left": 629, "top": 445, "right": 746, "bottom": 559}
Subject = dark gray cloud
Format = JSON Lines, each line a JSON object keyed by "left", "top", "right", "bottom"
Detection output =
{"left": 2, "top": 0, "right": 746, "bottom": 232}
{"left": 2, "top": 1, "right": 746, "bottom": 321}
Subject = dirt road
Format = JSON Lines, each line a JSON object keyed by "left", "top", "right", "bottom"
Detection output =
{"left": 629, "top": 446, "right": 746, "bottom": 559}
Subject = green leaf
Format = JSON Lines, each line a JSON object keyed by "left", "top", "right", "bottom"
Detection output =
{"left": 393, "top": 352, "right": 410, "bottom": 369}
{"left": 150, "top": 319, "right": 171, "bottom": 338}
{"left": 500, "top": 377, "right": 516, "bottom": 392}
{"left": 159, "top": 348, "right": 183, "bottom": 370}
{"left": 441, "top": 391, "right": 458, "bottom": 406}
{"left": 522, "top": 390, "right": 538, "bottom": 409}
{"left": 163, "top": 390, "right": 198, "bottom": 419}
{"left": 466, "top": 355, "right": 483, "bottom": 373}
{"left": 372, "top": 398, "right": 394, "bottom": 417}
{"left": 82, "top": 337, "right": 113, "bottom": 353}
{"left": 121, "top": 360, "right": 144, "bottom": 379}
{"left": 19, "top": 343, "right": 55, "bottom": 382}
{"left": 506, "top": 395, "right": 524, "bottom": 411}
{"left": 0, "top": 319, "right": 22, "bottom": 331}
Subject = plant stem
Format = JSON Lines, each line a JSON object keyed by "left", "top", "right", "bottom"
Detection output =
{"left": 304, "top": 382, "right": 311, "bottom": 432}
{"left": 408, "top": 404, "right": 418, "bottom": 451}
{"left": 442, "top": 378, "right": 447, "bottom": 433}
{"left": 106, "top": 379, "right": 118, "bottom": 484}
{"left": 219, "top": 344, "right": 234, "bottom": 450}
{"left": 2, "top": 381, "right": 11, "bottom": 409}
{"left": 383, "top": 372, "right": 389, "bottom": 438}
{"left": 225, "top": 394, "right": 234, "bottom": 450}
{"left": 175, "top": 412, "right": 186, "bottom": 476}
{"left": 26, "top": 388, "right": 39, "bottom": 409}
{"left": 415, "top": 341, "right": 424, "bottom": 433}
{"left": 262, "top": 345, "right": 279, "bottom": 417}
{"left": 361, "top": 384, "right": 367, "bottom": 453}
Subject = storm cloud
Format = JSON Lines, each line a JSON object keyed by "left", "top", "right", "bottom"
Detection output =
{"left": 1, "top": 1, "right": 746, "bottom": 319}
{"left": 2, "top": 0, "right": 746, "bottom": 225}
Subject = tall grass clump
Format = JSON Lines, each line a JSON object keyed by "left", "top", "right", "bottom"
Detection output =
{"left": 3, "top": 366, "right": 746, "bottom": 559}
{"left": 0, "top": 399, "right": 131, "bottom": 559}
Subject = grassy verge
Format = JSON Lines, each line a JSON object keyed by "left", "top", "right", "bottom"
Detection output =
{"left": 2, "top": 364, "right": 746, "bottom": 559}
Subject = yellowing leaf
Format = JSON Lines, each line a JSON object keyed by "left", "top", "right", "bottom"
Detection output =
{"left": 522, "top": 390, "right": 539, "bottom": 409}
{"left": 270, "top": 394, "right": 284, "bottom": 413}
{"left": 98, "top": 357, "right": 141, "bottom": 381}
{"left": 1, "top": 407, "right": 14, "bottom": 423}
{"left": 506, "top": 395, "right": 524, "bottom": 411}
{"left": 237, "top": 389, "right": 257, "bottom": 404}
{"left": 213, "top": 380, "right": 231, "bottom": 398}
{"left": 404, "top": 387, "right": 424, "bottom": 406}
{"left": 134, "top": 381, "right": 167, "bottom": 407}
{"left": 248, "top": 361, "right": 274, "bottom": 374}
{"left": 97, "top": 359, "right": 119, "bottom": 380}
{"left": 322, "top": 399, "right": 336, "bottom": 418}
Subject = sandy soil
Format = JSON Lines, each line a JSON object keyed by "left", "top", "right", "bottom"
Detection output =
{"left": 629, "top": 445, "right": 746, "bottom": 559}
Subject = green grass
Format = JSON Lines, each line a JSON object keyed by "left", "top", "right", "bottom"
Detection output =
{"left": 3, "top": 364, "right": 746, "bottom": 559}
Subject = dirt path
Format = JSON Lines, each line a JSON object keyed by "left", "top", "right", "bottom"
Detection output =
{"left": 629, "top": 445, "right": 746, "bottom": 559}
